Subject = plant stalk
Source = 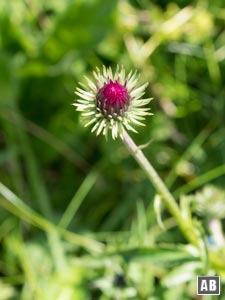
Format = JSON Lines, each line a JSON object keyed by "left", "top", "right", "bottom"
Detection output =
{"left": 121, "top": 129, "right": 200, "bottom": 248}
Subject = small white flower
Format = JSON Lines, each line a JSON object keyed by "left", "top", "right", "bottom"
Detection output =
{"left": 74, "top": 65, "right": 153, "bottom": 139}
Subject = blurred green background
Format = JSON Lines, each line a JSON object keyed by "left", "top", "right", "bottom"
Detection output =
{"left": 0, "top": 0, "right": 225, "bottom": 299}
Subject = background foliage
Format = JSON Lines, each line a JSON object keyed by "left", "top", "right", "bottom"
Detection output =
{"left": 0, "top": 0, "right": 225, "bottom": 299}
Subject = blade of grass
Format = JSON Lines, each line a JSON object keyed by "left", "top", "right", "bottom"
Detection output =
{"left": 0, "top": 218, "right": 17, "bottom": 241}
{"left": 1, "top": 121, "right": 24, "bottom": 198}
{"left": 134, "top": 199, "right": 149, "bottom": 246}
{"left": 174, "top": 163, "right": 225, "bottom": 197}
{"left": 4, "top": 105, "right": 66, "bottom": 271}
{"left": 204, "top": 41, "right": 221, "bottom": 85}
{"left": 4, "top": 108, "right": 53, "bottom": 217}
{"left": 9, "top": 233, "right": 39, "bottom": 296}
{"left": 59, "top": 169, "right": 98, "bottom": 229}
{"left": 165, "top": 121, "right": 215, "bottom": 188}
{"left": 0, "top": 181, "right": 104, "bottom": 253}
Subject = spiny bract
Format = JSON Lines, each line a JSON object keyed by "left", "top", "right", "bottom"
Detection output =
{"left": 74, "top": 65, "right": 153, "bottom": 139}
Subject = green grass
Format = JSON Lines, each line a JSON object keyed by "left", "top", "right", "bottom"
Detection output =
{"left": 0, "top": 0, "right": 225, "bottom": 299}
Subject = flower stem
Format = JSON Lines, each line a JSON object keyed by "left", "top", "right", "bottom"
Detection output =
{"left": 121, "top": 129, "right": 200, "bottom": 247}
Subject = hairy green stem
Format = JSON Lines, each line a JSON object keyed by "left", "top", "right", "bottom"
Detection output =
{"left": 121, "top": 129, "right": 200, "bottom": 248}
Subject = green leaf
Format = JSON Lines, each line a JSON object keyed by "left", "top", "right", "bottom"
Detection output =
{"left": 110, "top": 246, "right": 199, "bottom": 265}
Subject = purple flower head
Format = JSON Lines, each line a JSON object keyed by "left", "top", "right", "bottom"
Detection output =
{"left": 96, "top": 80, "right": 129, "bottom": 118}
{"left": 74, "top": 66, "right": 153, "bottom": 139}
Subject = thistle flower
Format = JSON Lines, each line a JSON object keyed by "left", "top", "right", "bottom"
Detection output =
{"left": 74, "top": 66, "right": 152, "bottom": 139}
